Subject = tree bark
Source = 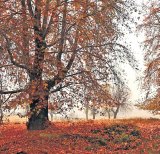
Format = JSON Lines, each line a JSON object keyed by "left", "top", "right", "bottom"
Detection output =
{"left": 113, "top": 106, "right": 120, "bottom": 119}
{"left": 27, "top": 95, "right": 49, "bottom": 130}
{"left": 92, "top": 108, "right": 96, "bottom": 120}
{"left": 85, "top": 101, "right": 89, "bottom": 120}
{"left": 0, "top": 108, "right": 3, "bottom": 124}
{"left": 107, "top": 109, "right": 111, "bottom": 119}
{"left": 27, "top": 83, "right": 49, "bottom": 130}
{"left": 27, "top": 12, "right": 47, "bottom": 130}
{"left": 93, "top": 112, "right": 96, "bottom": 120}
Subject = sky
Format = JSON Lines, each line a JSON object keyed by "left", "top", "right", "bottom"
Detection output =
{"left": 124, "top": 27, "right": 145, "bottom": 103}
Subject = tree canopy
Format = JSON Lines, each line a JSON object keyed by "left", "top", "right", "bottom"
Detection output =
{"left": 138, "top": 0, "right": 160, "bottom": 115}
{"left": 0, "top": 0, "right": 136, "bottom": 129}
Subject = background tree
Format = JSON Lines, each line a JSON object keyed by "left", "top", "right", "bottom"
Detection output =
{"left": 99, "top": 83, "right": 130, "bottom": 119}
{"left": 0, "top": 0, "right": 136, "bottom": 130}
{"left": 110, "top": 85, "right": 130, "bottom": 119}
{"left": 82, "top": 83, "right": 117, "bottom": 120}
{"left": 138, "top": 0, "right": 160, "bottom": 115}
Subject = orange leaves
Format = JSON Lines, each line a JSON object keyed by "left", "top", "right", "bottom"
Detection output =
{"left": 29, "top": 80, "right": 48, "bottom": 95}
{"left": 140, "top": 1, "right": 160, "bottom": 115}
{"left": 0, "top": 0, "right": 138, "bottom": 130}
{"left": 73, "top": 1, "right": 81, "bottom": 10}
{"left": 139, "top": 96, "right": 160, "bottom": 115}
{"left": 43, "top": 82, "right": 48, "bottom": 89}
{"left": 0, "top": 119, "right": 160, "bottom": 153}
{"left": 48, "top": 103, "right": 58, "bottom": 111}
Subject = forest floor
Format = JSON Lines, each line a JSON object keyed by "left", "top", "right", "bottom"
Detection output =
{"left": 0, "top": 118, "right": 159, "bottom": 154}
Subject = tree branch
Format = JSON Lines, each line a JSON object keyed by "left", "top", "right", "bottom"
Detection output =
{"left": 4, "top": 35, "right": 29, "bottom": 71}
{"left": 42, "top": 12, "right": 54, "bottom": 39}
{"left": 65, "top": 29, "right": 79, "bottom": 71}
{"left": 1, "top": 94, "right": 12, "bottom": 105}
{"left": 0, "top": 65, "right": 12, "bottom": 69}
{"left": 57, "top": 0, "right": 67, "bottom": 62}
{"left": 0, "top": 89, "right": 24, "bottom": 94}
{"left": 27, "top": 0, "right": 34, "bottom": 17}
{"left": 42, "top": 0, "right": 50, "bottom": 31}
{"left": 65, "top": 71, "right": 84, "bottom": 78}
{"left": 50, "top": 83, "right": 73, "bottom": 93}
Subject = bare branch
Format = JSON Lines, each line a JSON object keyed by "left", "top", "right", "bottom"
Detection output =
{"left": 50, "top": 83, "right": 72, "bottom": 93}
{"left": 0, "top": 65, "right": 12, "bottom": 69}
{"left": 3, "top": 35, "right": 29, "bottom": 72}
{"left": 1, "top": 94, "right": 12, "bottom": 105}
{"left": 42, "top": 0, "right": 50, "bottom": 31}
{"left": 0, "top": 89, "right": 24, "bottom": 94}
{"left": 65, "top": 71, "right": 84, "bottom": 78}
{"left": 42, "top": 12, "right": 54, "bottom": 39}
{"left": 27, "top": 0, "right": 34, "bottom": 17}
{"left": 65, "top": 29, "right": 79, "bottom": 71}
{"left": 57, "top": 0, "right": 67, "bottom": 61}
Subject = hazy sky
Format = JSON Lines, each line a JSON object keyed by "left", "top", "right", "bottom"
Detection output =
{"left": 125, "top": 28, "right": 145, "bottom": 103}
{"left": 120, "top": 0, "right": 159, "bottom": 118}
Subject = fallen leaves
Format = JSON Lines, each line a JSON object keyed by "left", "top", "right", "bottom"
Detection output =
{"left": 0, "top": 119, "right": 159, "bottom": 154}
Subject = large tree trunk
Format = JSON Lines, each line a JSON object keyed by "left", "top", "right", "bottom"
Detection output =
{"left": 27, "top": 98, "right": 49, "bottom": 130}
{"left": 27, "top": 87, "right": 49, "bottom": 130}
{"left": 27, "top": 32, "right": 48, "bottom": 130}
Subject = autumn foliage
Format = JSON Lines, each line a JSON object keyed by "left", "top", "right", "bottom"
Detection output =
{"left": 0, "top": 0, "right": 137, "bottom": 130}
{"left": 138, "top": 1, "right": 160, "bottom": 115}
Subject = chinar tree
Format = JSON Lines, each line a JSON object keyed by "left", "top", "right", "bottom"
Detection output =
{"left": 0, "top": 0, "right": 136, "bottom": 130}
{"left": 138, "top": 0, "right": 160, "bottom": 115}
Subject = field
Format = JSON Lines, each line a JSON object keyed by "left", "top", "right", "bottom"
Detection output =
{"left": 0, "top": 119, "right": 159, "bottom": 154}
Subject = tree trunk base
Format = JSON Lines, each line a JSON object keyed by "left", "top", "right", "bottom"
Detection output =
{"left": 27, "top": 117, "right": 49, "bottom": 130}
{"left": 26, "top": 119, "right": 49, "bottom": 130}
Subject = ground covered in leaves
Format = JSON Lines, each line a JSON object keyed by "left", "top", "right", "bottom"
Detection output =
{"left": 0, "top": 119, "right": 159, "bottom": 154}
